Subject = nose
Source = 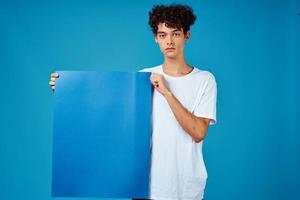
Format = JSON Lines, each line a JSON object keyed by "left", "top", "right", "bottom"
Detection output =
{"left": 166, "top": 35, "right": 174, "bottom": 46}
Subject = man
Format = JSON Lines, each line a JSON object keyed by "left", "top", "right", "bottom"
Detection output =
{"left": 50, "top": 3, "right": 217, "bottom": 200}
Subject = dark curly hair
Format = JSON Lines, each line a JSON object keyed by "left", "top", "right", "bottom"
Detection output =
{"left": 148, "top": 3, "right": 196, "bottom": 35}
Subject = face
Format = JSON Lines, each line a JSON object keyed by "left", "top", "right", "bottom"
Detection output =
{"left": 155, "top": 22, "right": 190, "bottom": 59}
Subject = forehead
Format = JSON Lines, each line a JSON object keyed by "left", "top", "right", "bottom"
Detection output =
{"left": 157, "top": 22, "right": 182, "bottom": 33}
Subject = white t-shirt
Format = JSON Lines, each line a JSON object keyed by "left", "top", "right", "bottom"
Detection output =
{"left": 139, "top": 64, "right": 217, "bottom": 200}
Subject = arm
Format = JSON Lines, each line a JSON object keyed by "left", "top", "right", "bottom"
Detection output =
{"left": 164, "top": 91, "right": 210, "bottom": 143}
{"left": 150, "top": 73, "right": 211, "bottom": 143}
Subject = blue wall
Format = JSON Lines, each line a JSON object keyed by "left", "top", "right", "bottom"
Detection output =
{"left": 0, "top": 0, "right": 299, "bottom": 199}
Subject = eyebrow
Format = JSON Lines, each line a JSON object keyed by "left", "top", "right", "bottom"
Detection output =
{"left": 157, "top": 29, "right": 181, "bottom": 34}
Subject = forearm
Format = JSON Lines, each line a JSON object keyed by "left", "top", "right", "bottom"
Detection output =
{"left": 164, "top": 91, "right": 208, "bottom": 143}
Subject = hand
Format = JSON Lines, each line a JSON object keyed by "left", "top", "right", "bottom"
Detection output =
{"left": 150, "top": 73, "right": 171, "bottom": 96}
{"left": 49, "top": 72, "right": 59, "bottom": 92}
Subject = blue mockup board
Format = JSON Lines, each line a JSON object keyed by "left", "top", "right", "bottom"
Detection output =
{"left": 52, "top": 71, "right": 152, "bottom": 198}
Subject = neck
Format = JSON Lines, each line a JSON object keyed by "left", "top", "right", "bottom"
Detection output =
{"left": 162, "top": 54, "right": 192, "bottom": 76}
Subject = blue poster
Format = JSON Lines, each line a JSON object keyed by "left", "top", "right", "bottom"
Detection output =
{"left": 52, "top": 71, "right": 152, "bottom": 198}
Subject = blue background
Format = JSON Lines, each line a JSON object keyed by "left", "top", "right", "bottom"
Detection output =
{"left": 0, "top": 0, "right": 299, "bottom": 200}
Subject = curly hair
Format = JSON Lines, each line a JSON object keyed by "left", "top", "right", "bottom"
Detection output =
{"left": 148, "top": 3, "right": 196, "bottom": 35}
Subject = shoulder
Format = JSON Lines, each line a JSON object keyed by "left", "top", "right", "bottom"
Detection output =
{"left": 193, "top": 67, "right": 217, "bottom": 84}
{"left": 138, "top": 65, "right": 161, "bottom": 73}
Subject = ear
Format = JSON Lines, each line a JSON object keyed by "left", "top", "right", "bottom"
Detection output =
{"left": 185, "top": 31, "right": 190, "bottom": 41}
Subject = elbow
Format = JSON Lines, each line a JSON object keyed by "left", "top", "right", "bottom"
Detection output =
{"left": 192, "top": 119, "right": 209, "bottom": 143}
{"left": 193, "top": 132, "right": 205, "bottom": 143}
{"left": 192, "top": 127, "right": 208, "bottom": 143}
{"left": 194, "top": 135, "right": 204, "bottom": 143}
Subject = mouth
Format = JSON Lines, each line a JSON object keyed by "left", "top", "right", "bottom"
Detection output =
{"left": 165, "top": 48, "right": 175, "bottom": 51}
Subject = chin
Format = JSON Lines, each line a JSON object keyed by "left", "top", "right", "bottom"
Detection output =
{"left": 165, "top": 54, "right": 177, "bottom": 59}
{"left": 164, "top": 52, "right": 176, "bottom": 57}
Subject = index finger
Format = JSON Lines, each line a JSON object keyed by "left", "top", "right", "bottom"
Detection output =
{"left": 51, "top": 72, "right": 59, "bottom": 78}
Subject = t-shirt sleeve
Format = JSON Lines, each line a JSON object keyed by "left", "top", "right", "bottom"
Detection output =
{"left": 193, "top": 74, "right": 217, "bottom": 125}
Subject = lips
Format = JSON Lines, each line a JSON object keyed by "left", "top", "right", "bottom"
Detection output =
{"left": 165, "top": 48, "right": 175, "bottom": 51}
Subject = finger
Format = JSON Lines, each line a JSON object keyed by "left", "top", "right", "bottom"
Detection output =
{"left": 151, "top": 80, "right": 158, "bottom": 86}
{"left": 51, "top": 72, "right": 58, "bottom": 78}
{"left": 150, "top": 73, "right": 158, "bottom": 78}
{"left": 49, "top": 81, "right": 55, "bottom": 86}
{"left": 51, "top": 72, "right": 59, "bottom": 78}
{"left": 150, "top": 79, "right": 158, "bottom": 85}
{"left": 152, "top": 72, "right": 160, "bottom": 77}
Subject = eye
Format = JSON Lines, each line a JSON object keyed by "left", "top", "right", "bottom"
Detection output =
{"left": 159, "top": 34, "right": 166, "bottom": 38}
{"left": 173, "top": 32, "right": 181, "bottom": 37}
